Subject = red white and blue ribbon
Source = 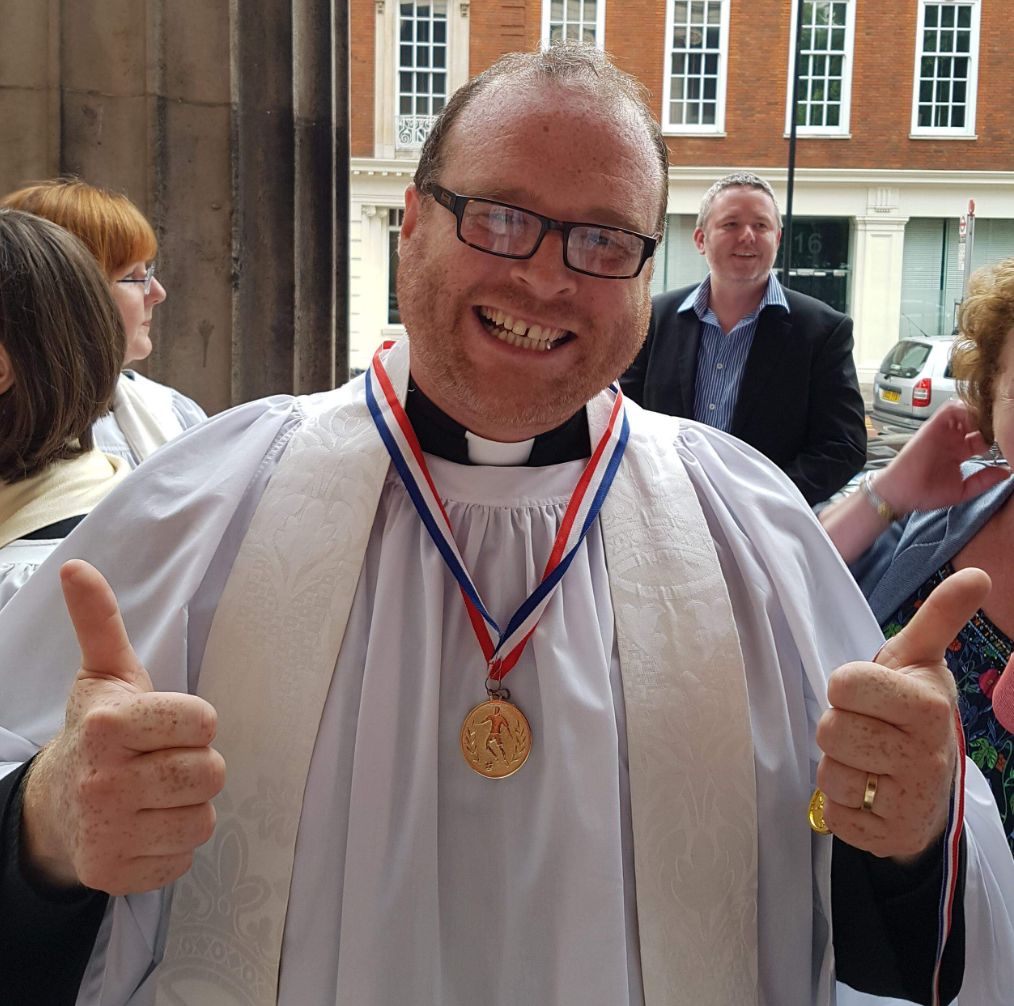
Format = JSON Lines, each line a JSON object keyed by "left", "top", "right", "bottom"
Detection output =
{"left": 931, "top": 710, "right": 966, "bottom": 1006}
{"left": 365, "top": 342, "right": 628, "bottom": 686}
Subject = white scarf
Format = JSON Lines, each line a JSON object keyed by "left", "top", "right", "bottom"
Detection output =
{"left": 112, "top": 372, "right": 185, "bottom": 462}
{"left": 0, "top": 450, "right": 126, "bottom": 549}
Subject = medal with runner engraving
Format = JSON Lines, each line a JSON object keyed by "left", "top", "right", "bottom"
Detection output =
{"left": 366, "top": 342, "right": 628, "bottom": 778}
{"left": 460, "top": 697, "right": 532, "bottom": 779}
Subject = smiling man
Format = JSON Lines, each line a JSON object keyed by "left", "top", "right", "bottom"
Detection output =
{"left": 1, "top": 47, "right": 1013, "bottom": 1006}
{"left": 622, "top": 172, "right": 867, "bottom": 506}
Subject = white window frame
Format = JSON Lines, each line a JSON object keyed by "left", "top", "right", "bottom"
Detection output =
{"left": 661, "top": 0, "right": 730, "bottom": 136}
{"left": 783, "top": 0, "right": 856, "bottom": 137}
{"left": 910, "top": 0, "right": 980, "bottom": 138}
{"left": 395, "top": 1, "right": 449, "bottom": 151}
{"left": 540, "top": 0, "right": 606, "bottom": 49}
{"left": 372, "top": 0, "right": 469, "bottom": 159}
{"left": 387, "top": 208, "right": 406, "bottom": 327}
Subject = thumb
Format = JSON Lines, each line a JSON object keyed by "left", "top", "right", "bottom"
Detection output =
{"left": 876, "top": 566, "right": 991, "bottom": 674}
{"left": 958, "top": 464, "right": 1011, "bottom": 503}
{"left": 60, "top": 559, "right": 152, "bottom": 691}
{"left": 992, "top": 653, "right": 1014, "bottom": 733}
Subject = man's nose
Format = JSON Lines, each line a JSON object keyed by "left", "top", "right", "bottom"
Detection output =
{"left": 508, "top": 230, "right": 579, "bottom": 298}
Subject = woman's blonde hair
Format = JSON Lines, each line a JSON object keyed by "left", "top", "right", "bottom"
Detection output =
{"left": 951, "top": 257, "right": 1014, "bottom": 442}
{"left": 0, "top": 178, "right": 156, "bottom": 279}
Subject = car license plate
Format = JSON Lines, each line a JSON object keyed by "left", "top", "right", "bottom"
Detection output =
{"left": 880, "top": 388, "right": 901, "bottom": 403}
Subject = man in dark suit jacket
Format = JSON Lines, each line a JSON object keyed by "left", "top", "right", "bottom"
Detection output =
{"left": 622, "top": 172, "right": 866, "bottom": 506}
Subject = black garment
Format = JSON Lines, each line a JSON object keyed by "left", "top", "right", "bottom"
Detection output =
{"left": 621, "top": 283, "right": 867, "bottom": 506}
{"left": 0, "top": 760, "right": 109, "bottom": 1006}
{"left": 20, "top": 515, "right": 87, "bottom": 540}
{"left": 833, "top": 834, "right": 965, "bottom": 1004}
{"left": 0, "top": 386, "right": 963, "bottom": 1004}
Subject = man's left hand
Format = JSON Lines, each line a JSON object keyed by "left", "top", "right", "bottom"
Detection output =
{"left": 816, "top": 566, "right": 991, "bottom": 862}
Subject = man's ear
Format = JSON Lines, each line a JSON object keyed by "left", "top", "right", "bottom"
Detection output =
{"left": 0, "top": 345, "right": 14, "bottom": 395}
{"left": 400, "top": 184, "right": 421, "bottom": 243}
{"left": 692, "top": 227, "right": 706, "bottom": 256}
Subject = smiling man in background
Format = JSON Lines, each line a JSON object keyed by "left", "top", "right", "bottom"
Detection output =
{"left": 622, "top": 172, "right": 867, "bottom": 506}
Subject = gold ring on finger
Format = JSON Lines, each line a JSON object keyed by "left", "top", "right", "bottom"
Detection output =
{"left": 861, "top": 773, "right": 879, "bottom": 812}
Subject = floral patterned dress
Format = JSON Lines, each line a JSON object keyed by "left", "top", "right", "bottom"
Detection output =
{"left": 882, "top": 561, "right": 1014, "bottom": 856}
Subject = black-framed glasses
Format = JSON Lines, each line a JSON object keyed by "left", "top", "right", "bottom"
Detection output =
{"left": 427, "top": 184, "right": 658, "bottom": 279}
{"left": 116, "top": 262, "right": 157, "bottom": 295}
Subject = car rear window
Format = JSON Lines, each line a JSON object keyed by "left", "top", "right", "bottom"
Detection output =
{"left": 880, "top": 341, "right": 931, "bottom": 379}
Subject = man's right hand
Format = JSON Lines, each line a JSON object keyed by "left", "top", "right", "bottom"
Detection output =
{"left": 20, "top": 560, "right": 225, "bottom": 896}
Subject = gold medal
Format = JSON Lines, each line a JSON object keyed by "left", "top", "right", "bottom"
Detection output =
{"left": 808, "top": 787, "right": 831, "bottom": 835}
{"left": 460, "top": 698, "right": 532, "bottom": 779}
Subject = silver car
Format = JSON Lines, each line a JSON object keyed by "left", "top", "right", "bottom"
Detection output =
{"left": 872, "top": 336, "right": 959, "bottom": 432}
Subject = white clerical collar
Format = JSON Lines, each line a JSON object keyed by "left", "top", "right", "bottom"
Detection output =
{"left": 464, "top": 430, "right": 535, "bottom": 466}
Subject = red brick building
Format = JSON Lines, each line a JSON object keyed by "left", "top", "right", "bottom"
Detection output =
{"left": 349, "top": 0, "right": 1014, "bottom": 378}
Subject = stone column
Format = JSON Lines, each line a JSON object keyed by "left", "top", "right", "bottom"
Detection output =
{"left": 0, "top": 0, "right": 348, "bottom": 413}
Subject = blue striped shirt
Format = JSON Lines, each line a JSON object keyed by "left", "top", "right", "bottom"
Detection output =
{"left": 684, "top": 274, "right": 790, "bottom": 432}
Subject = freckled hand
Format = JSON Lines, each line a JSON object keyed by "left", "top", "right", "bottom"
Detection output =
{"left": 21, "top": 560, "right": 225, "bottom": 895}
{"left": 812, "top": 567, "right": 990, "bottom": 861}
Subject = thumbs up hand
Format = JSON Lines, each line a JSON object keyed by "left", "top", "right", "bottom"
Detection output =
{"left": 815, "top": 566, "right": 990, "bottom": 862}
{"left": 21, "top": 560, "right": 225, "bottom": 895}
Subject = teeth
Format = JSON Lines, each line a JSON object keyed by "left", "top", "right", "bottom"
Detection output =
{"left": 478, "top": 306, "right": 566, "bottom": 351}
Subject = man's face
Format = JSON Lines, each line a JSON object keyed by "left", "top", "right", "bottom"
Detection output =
{"left": 693, "top": 186, "right": 781, "bottom": 290}
{"left": 396, "top": 84, "right": 660, "bottom": 441}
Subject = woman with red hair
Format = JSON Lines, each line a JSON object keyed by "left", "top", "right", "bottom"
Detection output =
{"left": 1, "top": 179, "right": 206, "bottom": 467}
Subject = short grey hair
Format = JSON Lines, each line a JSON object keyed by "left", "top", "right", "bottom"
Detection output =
{"left": 696, "top": 172, "right": 782, "bottom": 230}
{"left": 414, "top": 43, "right": 671, "bottom": 234}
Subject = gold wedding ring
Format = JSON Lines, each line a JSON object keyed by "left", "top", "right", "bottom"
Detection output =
{"left": 862, "top": 773, "right": 879, "bottom": 812}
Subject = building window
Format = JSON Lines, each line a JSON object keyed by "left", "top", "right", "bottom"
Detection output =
{"left": 785, "top": 0, "right": 855, "bottom": 135}
{"left": 541, "top": 0, "right": 604, "bottom": 48}
{"left": 900, "top": 217, "right": 1014, "bottom": 338}
{"left": 388, "top": 209, "right": 405, "bottom": 325}
{"left": 397, "top": 2, "right": 447, "bottom": 150}
{"left": 774, "top": 218, "right": 851, "bottom": 315}
{"left": 662, "top": 0, "right": 729, "bottom": 134}
{"left": 651, "top": 215, "right": 709, "bottom": 297}
{"left": 911, "top": 0, "right": 980, "bottom": 136}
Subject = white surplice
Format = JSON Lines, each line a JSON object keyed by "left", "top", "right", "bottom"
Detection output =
{"left": 1, "top": 353, "right": 1012, "bottom": 1005}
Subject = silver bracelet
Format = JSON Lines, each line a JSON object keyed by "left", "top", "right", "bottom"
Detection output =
{"left": 859, "top": 473, "right": 898, "bottom": 523}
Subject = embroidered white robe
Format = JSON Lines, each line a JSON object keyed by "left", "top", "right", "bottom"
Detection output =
{"left": 1, "top": 349, "right": 1012, "bottom": 1005}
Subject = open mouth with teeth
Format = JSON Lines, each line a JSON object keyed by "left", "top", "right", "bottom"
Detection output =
{"left": 477, "top": 306, "right": 572, "bottom": 351}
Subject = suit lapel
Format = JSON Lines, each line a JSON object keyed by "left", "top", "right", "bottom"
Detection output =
{"left": 731, "top": 309, "right": 791, "bottom": 436}
{"left": 673, "top": 310, "right": 701, "bottom": 416}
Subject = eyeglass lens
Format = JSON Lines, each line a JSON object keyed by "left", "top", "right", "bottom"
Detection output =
{"left": 118, "top": 264, "right": 156, "bottom": 294}
{"left": 458, "top": 201, "right": 644, "bottom": 277}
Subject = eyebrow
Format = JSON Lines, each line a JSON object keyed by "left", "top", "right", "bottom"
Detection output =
{"left": 467, "top": 186, "right": 649, "bottom": 234}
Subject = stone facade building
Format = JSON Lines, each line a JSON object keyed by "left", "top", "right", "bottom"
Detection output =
{"left": 350, "top": 0, "right": 1014, "bottom": 380}
{"left": 1, "top": 3, "right": 1012, "bottom": 406}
